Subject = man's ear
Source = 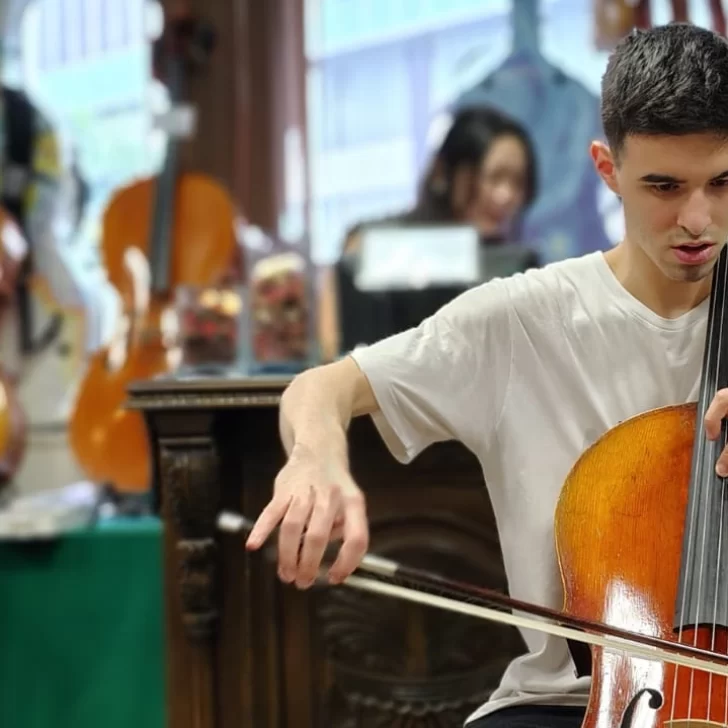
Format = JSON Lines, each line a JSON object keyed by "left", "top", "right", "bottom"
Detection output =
{"left": 590, "top": 140, "right": 620, "bottom": 195}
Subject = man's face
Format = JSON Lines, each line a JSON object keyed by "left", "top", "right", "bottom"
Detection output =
{"left": 591, "top": 133, "right": 728, "bottom": 282}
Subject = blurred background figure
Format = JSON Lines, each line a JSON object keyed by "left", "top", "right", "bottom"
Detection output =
{"left": 356, "top": 107, "right": 538, "bottom": 243}
{"left": 318, "top": 106, "right": 539, "bottom": 362}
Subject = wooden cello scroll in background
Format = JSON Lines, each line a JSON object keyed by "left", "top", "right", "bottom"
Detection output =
{"left": 593, "top": 0, "right": 640, "bottom": 50}
{"left": 68, "top": 7, "right": 242, "bottom": 496}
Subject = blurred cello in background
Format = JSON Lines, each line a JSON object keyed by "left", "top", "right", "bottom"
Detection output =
{"left": 0, "top": 207, "right": 29, "bottom": 491}
{"left": 68, "top": 8, "right": 242, "bottom": 495}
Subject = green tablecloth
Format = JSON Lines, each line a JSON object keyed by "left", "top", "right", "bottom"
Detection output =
{"left": 0, "top": 516, "right": 166, "bottom": 728}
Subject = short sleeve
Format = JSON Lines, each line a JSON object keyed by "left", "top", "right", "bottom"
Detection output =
{"left": 349, "top": 278, "right": 513, "bottom": 463}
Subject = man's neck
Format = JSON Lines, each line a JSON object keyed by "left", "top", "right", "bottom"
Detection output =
{"left": 603, "top": 241, "right": 712, "bottom": 319}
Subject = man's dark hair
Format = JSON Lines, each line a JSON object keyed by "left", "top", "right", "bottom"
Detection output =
{"left": 601, "top": 23, "right": 728, "bottom": 159}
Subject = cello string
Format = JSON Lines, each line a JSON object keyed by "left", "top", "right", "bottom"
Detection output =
{"left": 673, "top": 246, "right": 724, "bottom": 722}
{"left": 692, "top": 248, "right": 724, "bottom": 721}
{"left": 708, "top": 430, "right": 726, "bottom": 721}
{"left": 708, "top": 249, "right": 728, "bottom": 723}
{"left": 693, "top": 246, "right": 728, "bottom": 720}
{"left": 706, "top": 409, "right": 726, "bottom": 721}
{"left": 709, "top": 245, "right": 728, "bottom": 722}
{"left": 724, "top": 465, "right": 728, "bottom": 728}
{"left": 723, "top": 428, "right": 728, "bottom": 724}
{"left": 693, "top": 245, "right": 728, "bottom": 722}
{"left": 718, "top": 247, "right": 728, "bottom": 725}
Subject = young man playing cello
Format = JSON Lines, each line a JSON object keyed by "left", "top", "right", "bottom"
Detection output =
{"left": 247, "top": 23, "right": 728, "bottom": 728}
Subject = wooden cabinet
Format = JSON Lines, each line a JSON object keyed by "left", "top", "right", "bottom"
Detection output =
{"left": 128, "top": 376, "right": 525, "bottom": 728}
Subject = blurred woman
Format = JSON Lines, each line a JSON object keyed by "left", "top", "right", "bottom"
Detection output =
{"left": 318, "top": 106, "right": 539, "bottom": 361}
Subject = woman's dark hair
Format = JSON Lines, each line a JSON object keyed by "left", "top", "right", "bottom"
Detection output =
{"left": 343, "top": 106, "right": 538, "bottom": 253}
{"left": 407, "top": 106, "right": 538, "bottom": 224}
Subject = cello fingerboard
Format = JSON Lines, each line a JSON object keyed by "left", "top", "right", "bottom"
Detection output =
{"left": 674, "top": 245, "right": 728, "bottom": 632}
{"left": 148, "top": 58, "right": 183, "bottom": 295}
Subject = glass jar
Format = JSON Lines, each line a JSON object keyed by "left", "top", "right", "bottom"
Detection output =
{"left": 174, "top": 283, "right": 243, "bottom": 375}
{"left": 238, "top": 224, "right": 318, "bottom": 374}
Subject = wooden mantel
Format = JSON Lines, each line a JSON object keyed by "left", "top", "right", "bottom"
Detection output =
{"left": 127, "top": 374, "right": 525, "bottom": 728}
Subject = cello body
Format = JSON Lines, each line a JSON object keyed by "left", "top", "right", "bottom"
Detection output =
{"left": 0, "top": 207, "right": 29, "bottom": 488}
{"left": 0, "top": 370, "right": 26, "bottom": 486}
{"left": 68, "top": 10, "right": 240, "bottom": 493}
{"left": 68, "top": 172, "right": 237, "bottom": 492}
{"left": 556, "top": 402, "right": 727, "bottom": 726}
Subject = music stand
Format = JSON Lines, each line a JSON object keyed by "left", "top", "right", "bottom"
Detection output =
{"left": 337, "top": 224, "right": 481, "bottom": 352}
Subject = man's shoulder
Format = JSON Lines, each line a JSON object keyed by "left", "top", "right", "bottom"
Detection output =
{"left": 510, "top": 250, "right": 604, "bottom": 286}
{"left": 471, "top": 250, "right": 604, "bottom": 309}
{"left": 427, "top": 251, "right": 606, "bottom": 342}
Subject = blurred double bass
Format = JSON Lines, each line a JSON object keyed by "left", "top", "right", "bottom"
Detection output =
{"left": 68, "top": 9, "right": 241, "bottom": 494}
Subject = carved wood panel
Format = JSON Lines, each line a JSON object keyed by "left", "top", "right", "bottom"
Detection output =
{"left": 273, "top": 415, "right": 525, "bottom": 728}
{"left": 156, "top": 427, "right": 222, "bottom": 728}
{"left": 161, "top": 435, "right": 221, "bottom": 641}
{"left": 130, "top": 380, "right": 526, "bottom": 728}
{"left": 310, "top": 513, "right": 525, "bottom": 728}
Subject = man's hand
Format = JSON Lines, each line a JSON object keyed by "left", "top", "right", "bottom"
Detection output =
{"left": 245, "top": 443, "right": 369, "bottom": 588}
{"left": 704, "top": 388, "right": 728, "bottom": 476}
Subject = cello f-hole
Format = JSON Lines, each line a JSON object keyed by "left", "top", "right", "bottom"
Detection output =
{"left": 619, "top": 688, "right": 664, "bottom": 728}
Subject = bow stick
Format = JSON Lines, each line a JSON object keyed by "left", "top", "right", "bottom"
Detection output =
{"left": 217, "top": 510, "right": 728, "bottom": 678}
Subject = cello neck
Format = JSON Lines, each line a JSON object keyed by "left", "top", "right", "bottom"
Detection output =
{"left": 147, "top": 10, "right": 215, "bottom": 296}
{"left": 149, "top": 57, "right": 184, "bottom": 296}
{"left": 511, "top": 0, "right": 540, "bottom": 54}
{"left": 675, "top": 244, "right": 728, "bottom": 631}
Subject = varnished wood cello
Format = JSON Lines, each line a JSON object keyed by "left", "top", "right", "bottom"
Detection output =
{"left": 68, "top": 8, "right": 241, "bottom": 494}
{"left": 236, "top": 245, "right": 728, "bottom": 727}
{"left": 0, "top": 207, "right": 29, "bottom": 489}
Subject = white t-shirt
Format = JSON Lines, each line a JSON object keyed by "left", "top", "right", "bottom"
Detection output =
{"left": 349, "top": 250, "right": 708, "bottom": 724}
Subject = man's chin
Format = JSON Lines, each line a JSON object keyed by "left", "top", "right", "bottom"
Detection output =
{"left": 667, "top": 260, "right": 716, "bottom": 283}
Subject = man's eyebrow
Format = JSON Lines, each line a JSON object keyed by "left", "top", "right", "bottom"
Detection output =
{"left": 638, "top": 170, "right": 728, "bottom": 183}
{"left": 639, "top": 174, "right": 684, "bottom": 183}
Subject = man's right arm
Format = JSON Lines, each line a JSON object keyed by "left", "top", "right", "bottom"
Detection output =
{"left": 278, "top": 355, "right": 379, "bottom": 458}
{"left": 247, "top": 275, "right": 514, "bottom": 587}
{"left": 246, "top": 356, "right": 377, "bottom": 587}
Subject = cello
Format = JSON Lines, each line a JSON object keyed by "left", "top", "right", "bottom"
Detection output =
{"left": 0, "top": 207, "right": 29, "bottom": 489}
{"left": 231, "top": 246, "right": 728, "bottom": 726}
{"left": 68, "top": 8, "right": 241, "bottom": 494}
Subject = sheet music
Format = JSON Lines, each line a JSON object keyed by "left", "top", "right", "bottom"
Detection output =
{"left": 355, "top": 225, "right": 480, "bottom": 291}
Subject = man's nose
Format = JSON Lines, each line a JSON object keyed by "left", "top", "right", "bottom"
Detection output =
{"left": 677, "top": 191, "right": 712, "bottom": 237}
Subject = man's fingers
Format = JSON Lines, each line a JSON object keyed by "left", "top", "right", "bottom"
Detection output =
{"left": 245, "top": 495, "right": 290, "bottom": 550}
{"left": 717, "top": 443, "right": 728, "bottom": 478}
{"left": 277, "top": 489, "right": 313, "bottom": 582}
{"left": 705, "top": 389, "right": 728, "bottom": 440}
{"left": 330, "top": 516, "right": 345, "bottom": 542}
{"left": 327, "top": 492, "right": 368, "bottom": 584}
{"left": 296, "top": 490, "right": 340, "bottom": 588}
